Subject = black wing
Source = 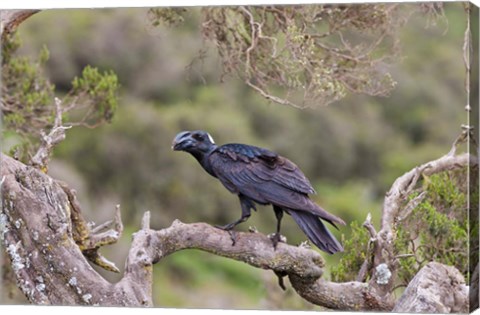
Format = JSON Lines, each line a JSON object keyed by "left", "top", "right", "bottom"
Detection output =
{"left": 208, "top": 144, "right": 345, "bottom": 226}
{"left": 213, "top": 144, "right": 315, "bottom": 194}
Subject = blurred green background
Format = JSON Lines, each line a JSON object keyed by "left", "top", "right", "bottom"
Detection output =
{"left": 3, "top": 3, "right": 470, "bottom": 309}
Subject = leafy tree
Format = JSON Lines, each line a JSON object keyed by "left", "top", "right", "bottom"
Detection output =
{"left": 149, "top": 4, "right": 445, "bottom": 108}
{"left": 2, "top": 31, "right": 119, "bottom": 165}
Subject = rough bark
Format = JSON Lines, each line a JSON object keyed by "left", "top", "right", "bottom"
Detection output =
{"left": 0, "top": 154, "right": 146, "bottom": 305}
{"left": 1, "top": 9, "right": 39, "bottom": 40}
{"left": 393, "top": 262, "right": 468, "bottom": 313}
{"left": 288, "top": 276, "right": 392, "bottom": 311}
{"left": 150, "top": 219, "right": 325, "bottom": 278}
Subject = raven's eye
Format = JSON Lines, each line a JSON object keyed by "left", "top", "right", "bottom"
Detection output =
{"left": 192, "top": 133, "right": 204, "bottom": 141}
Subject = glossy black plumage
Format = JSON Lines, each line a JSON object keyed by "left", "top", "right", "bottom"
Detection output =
{"left": 172, "top": 130, "right": 345, "bottom": 254}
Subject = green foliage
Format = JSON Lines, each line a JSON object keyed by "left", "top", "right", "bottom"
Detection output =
{"left": 395, "top": 169, "right": 469, "bottom": 285}
{"left": 387, "top": 167, "right": 472, "bottom": 289}
{"left": 148, "top": 8, "right": 187, "bottom": 27}
{"left": 71, "top": 65, "right": 119, "bottom": 124}
{"left": 1, "top": 33, "right": 55, "bottom": 143}
{"left": 330, "top": 221, "right": 370, "bottom": 282}
{"left": 330, "top": 169, "right": 469, "bottom": 286}
{"left": 2, "top": 33, "right": 119, "bottom": 162}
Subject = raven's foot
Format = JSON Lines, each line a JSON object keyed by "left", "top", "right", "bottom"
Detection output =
{"left": 215, "top": 224, "right": 238, "bottom": 246}
{"left": 268, "top": 233, "right": 287, "bottom": 250}
{"left": 215, "top": 223, "right": 236, "bottom": 231}
{"left": 227, "top": 230, "right": 238, "bottom": 246}
{"left": 298, "top": 240, "right": 311, "bottom": 249}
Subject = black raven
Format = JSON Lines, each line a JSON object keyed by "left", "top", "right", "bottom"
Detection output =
{"left": 172, "top": 130, "right": 345, "bottom": 254}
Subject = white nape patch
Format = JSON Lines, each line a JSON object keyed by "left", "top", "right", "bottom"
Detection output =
{"left": 207, "top": 133, "right": 215, "bottom": 144}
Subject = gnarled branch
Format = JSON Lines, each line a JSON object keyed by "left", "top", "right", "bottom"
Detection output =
{"left": 1, "top": 9, "right": 40, "bottom": 40}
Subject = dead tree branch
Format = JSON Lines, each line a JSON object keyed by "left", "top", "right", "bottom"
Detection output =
{"left": 30, "top": 98, "right": 72, "bottom": 171}
{"left": 0, "top": 9, "right": 40, "bottom": 40}
{"left": 59, "top": 182, "right": 123, "bottom": 273}
{"left": 151, "top": 219, "right": 325, "bottom": 278}
{"left": 289, "top": 276, "right": 391, "bottom": 311}
{"left": 355, "top": 213, "right": 377, "bottom": 282}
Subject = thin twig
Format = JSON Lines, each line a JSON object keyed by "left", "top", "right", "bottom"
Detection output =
{"left": 363, "top": 213, "right": 377, "bottom": 239}
{"left": 141, "top": 211, "right": 151, "bottom": 230}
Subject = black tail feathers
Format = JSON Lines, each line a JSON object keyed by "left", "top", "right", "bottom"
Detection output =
{"left": 289, "top": 210, "right": 344, "bottom": 254}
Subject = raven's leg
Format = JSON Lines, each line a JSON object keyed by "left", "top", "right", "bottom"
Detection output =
{"left": 270, "top": 206, "right": 284, "bottom": 249}
{"left": 215, "top": 195, "right": 253, "bottom": 230}
{"left": 215, "top": 195, "right": 255, "bottom": 245}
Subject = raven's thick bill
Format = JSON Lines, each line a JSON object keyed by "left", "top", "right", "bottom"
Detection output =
{"left": 172, "top": 130, "right": 345, "bottom": 254}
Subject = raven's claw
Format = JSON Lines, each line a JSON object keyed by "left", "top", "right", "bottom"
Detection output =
{"left": 215, "top": 224, "right": 238, "bottom": 246}
{"left": 228, "top": 230, "right": 237, "bottom": 246}
{"left": 215, "top": 223, "right": 235, "bottom": 231}
{"left": 268, "top": 233, "right": 287, "bottom": 250}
